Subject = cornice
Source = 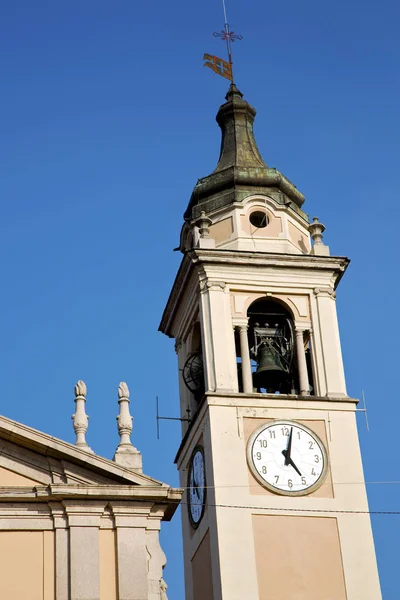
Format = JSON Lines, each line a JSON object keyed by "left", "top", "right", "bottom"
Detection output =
{"left": 159, "top": 252, "right": 196, "bottom": 337}
{"left": 0, "top": 485, "right": 183, "bottom": 521}
{"left": 159, "top": 249, "right": 350, "bottom": 337}
{"left": 191, "top": 249, "right": 349, "bottom": 274}
{"left": 174, "top": 390, "right": 358, "bottom": 465}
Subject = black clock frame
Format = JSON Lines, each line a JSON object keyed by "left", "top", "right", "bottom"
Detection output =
{"left": 187, "top": 445, "right": 207, "bottom": 529}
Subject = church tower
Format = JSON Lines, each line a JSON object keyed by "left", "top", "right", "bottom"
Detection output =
{"left": 159, "top": 85, "right": 381, "bottom": 600}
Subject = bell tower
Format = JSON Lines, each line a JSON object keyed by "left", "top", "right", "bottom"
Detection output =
{"left": 159, "top": 85, "right": 381, "bottom": 600}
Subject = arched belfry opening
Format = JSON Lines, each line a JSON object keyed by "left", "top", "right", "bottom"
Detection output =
{"left": 247, "top": 298, "right": 297, "bottom": 394}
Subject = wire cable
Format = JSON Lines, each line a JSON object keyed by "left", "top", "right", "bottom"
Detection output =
{"left": 177, "top": 480, "right": 400, "bottom": 490}
{"left": 180, "top": 500, "right": 400, "bottom": 516}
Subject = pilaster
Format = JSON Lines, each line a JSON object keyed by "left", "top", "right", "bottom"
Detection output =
{"left": 199, "top": 278, "right": 238, "bottom": 393}
{"left": 313, "top": 287, "right": 347, "bottom": 397}
{"left": 145, "top": 507, "right": 168, "bottom": 600}
{"left": 111, "top": 502, "right": 154, "bottom": 600}
{"left": 63, "top": 500, "right": 106, "bottom": 600}
{"left": 50, "top": 502, "right": 70, "bottom": 600}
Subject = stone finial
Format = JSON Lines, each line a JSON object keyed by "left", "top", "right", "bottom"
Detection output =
{"left": 308, "top": 217, "right": 330, "bottom": 256}
{"left": 113, "top": 381, "right": 142, "bottom": 471}
{"left": 117, "top": 381, "right": 132, "bottom": 443}
{"left": 74, "top": 379, "right": 87, "bottom": 397}
{"left": 309, "top": 217, "right": 325, "bottom": 244}
{"left": 118, "top": 381, "right": 130, "bottom": 400}
{"left": 72, "top": 380, "right": 93, "bottom": 453}
{"left": 195, "top": 211, "right": 215, "bottom": 249}
{"left": 196, "top": 212, "right": 212, "bottom": 239}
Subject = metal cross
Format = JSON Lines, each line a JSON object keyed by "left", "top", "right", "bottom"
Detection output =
{"left": 213, "top": 24, "right": 243, "bottom": 66}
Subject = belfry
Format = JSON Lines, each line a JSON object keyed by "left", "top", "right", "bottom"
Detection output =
{"left": 160, "top": 85, "right": 382, "bottom": 599}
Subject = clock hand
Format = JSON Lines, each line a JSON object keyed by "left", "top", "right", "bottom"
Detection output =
{"left": 284, "top": 427, "right": 293, "bottom": 466}
{"left": 281, "top": 449, "right": 302, "bottom": 477}
{"left": 192, "top": 474, "right": 200, "bottom": 500}
{"left": 288, "top": 457, "right": 302, "bottom": 477}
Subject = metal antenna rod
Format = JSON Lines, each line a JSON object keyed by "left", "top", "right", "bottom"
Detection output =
{"left": 156, "top": 396, "right": 160, "bottom": 440}
{"left": 155, "top": 396, "right": 191, "bottom": 440}
{"left": 221, "top": 0, "right": 228, "bottom": 25}
{"left": 221, "top": 0, "right": 231, "bottom": 63}
{"left": 362, "top": 390, "right": 370, "bottom": 432}
{"left": 356, "top": 390, "right": 370, "bottom": 432}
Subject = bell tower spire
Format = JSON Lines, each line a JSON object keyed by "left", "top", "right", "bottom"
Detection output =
{"left": 160, "top": 87, "right": 381, "bottom": 600}
{"left": 214, "top": 83, "right": 267, "bottom": 172}
{"left": 184, "top": 86, "right": 304, "bottom": 227}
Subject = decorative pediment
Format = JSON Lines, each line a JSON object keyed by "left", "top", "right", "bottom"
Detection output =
{"left": 0, "top": 415, "right": 167, "bottom": 489}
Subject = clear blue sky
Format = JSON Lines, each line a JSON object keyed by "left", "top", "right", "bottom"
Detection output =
{"left": 1, "top": 1, "right": 399, "bottom": 597}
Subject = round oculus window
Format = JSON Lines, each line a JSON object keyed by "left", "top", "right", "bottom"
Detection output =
{"left": 249, "top": 211, "right": 268, "bottom": 228}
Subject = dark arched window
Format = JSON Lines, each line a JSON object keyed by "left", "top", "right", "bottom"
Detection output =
{"left": 247, "top": 298, "right": 297, "bottom": 394}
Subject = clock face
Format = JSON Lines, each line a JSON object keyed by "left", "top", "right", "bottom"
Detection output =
{"left": 187, "top": 446, "right": 206, "bottom": 528}
{"left": 247, "top": 421, "right": 328, "bottom": 496}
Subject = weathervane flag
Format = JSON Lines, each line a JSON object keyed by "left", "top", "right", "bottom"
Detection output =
{"left": 203, "top": 0, "right": 242, "bottom": 83}
{"left": 203, "top": 53, "right": 233, "bottom": 81}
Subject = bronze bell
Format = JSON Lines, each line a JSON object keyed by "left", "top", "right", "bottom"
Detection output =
{"left": 253, "top": 344, "right": 289, "bottom": 392}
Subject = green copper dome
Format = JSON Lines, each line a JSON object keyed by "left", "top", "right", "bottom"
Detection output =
{"left": 184, "top": 84, "right": 306, "bottom": 222}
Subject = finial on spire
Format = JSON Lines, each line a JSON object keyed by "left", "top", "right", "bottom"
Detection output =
{"left": 203, "top": 0, "right": 242, "bottom": 83}
{"left": 113, "top": 382, "right": 142, "bottom": 471}
{"left": 213, "top": 0, "right": 242, "bottom": 72}
{"left": 225, "top": 82, "right": 243, "bottom": 101}
{"left": 72, "top": 380, "right": 93, "bottom": 453}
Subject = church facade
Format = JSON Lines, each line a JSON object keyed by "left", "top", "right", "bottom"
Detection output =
{"left": 160, "top": 84, "right": 381, "bottom": 599}
{"left": 0, "top": 381, "right": 180, "bottom": 600}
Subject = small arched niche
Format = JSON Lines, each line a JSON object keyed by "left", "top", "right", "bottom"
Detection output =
{"left": 246, "top": 298, "right": 298, "bottom": 394}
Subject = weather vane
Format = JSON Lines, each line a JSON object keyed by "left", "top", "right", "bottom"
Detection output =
{"left": 203, "top": 0, "right": 242, "bottom": 82}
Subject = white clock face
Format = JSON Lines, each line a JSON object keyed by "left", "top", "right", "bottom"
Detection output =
{"left": 247, "top": 421, "right": 328, "bottom": 496}
{"left": 188, "top": 447, "right": 206, "bottom": 527}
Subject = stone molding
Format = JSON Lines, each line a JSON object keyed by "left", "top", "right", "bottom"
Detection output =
{"left": 199, "top": 279, "right": 227, "bottom": 294}
{"left": 232, "top": 318, "right": 249, "bottom": 328}
{"left": 314, "top": 287, "right": 336, "bottom": 299}
{"left": 63, "top": 500, "right": 106, "bottom": 528}
{"left": 294, "top": 321, "right": 312, "bottom": 333}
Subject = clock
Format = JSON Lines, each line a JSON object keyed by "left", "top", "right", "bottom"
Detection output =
{"left": 187, "top": 446, "right": 206, "bottom": 527}
{"left": 182, "top": 353, "right": 204, "bottom": 396}
{"left": 247, "top": 420, "right": 328, "bottom": 496}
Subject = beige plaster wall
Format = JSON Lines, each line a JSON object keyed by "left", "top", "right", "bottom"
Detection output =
{"left": 191, "top": 530, "right": 214, "bottom": 600}
{"left": 209, "top": 217, "right": 233, "bottom": 245}
{"left": 252, "top": 514, "right": 347, "bottom": 600}
{"left": 99, "top": 529, "right": 118, "bottom": 600}
{"left": 243, "top": 417, "right": 334, "bottom": 498}
{"left": 288, "top": 221, "right": 310, "bottom": 253}
{"left": 0, "top": 531, "right": 55, "bottom": 600}
{"left": 0, "top": 465, "right": 40, "bottom": 486}
{"left": 240, "top": 211, "right": 282, "bottom": 238}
